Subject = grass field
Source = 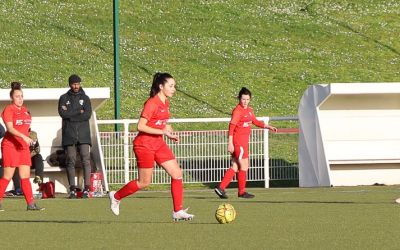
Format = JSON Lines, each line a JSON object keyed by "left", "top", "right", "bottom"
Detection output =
{"left": 1, "top": 1, "right": 400, "bottom": 121}
{"left": 0, "top": 186, "right": 399, "bottom": 249}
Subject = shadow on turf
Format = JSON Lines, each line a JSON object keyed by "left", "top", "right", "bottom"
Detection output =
{"left": 0, "top": 219, "right": 216, "bottom": 225}
{"left": 223, "top": 200, "right": 393, "bottom": 205}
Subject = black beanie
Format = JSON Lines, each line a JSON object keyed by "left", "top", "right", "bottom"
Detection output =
{"left": 68, "top": 74, "right": 81, "bottom": 85}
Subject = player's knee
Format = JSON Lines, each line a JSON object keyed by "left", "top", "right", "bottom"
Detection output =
{"left": 240, "top": 166, "right": 249, "bottom": 171}
{"left": 172, "top": 169, "right": 182, "bottom": 179}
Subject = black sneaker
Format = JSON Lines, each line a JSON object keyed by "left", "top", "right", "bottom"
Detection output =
{"left": 27, "top": 203, "right": 45, "bottom": 211}
{"left": 68, "top": 191, "right": 77, "bottom": 199}
{"left": 15, "top": 188, "right": 23, "bottom": 196}
{"left": 82, "top": 190, "right": 90, "bottom": 199}
{"left": 238, "top": 192, "right": 255, "bottom": 199}
{"left": 214, "top": 186, "right": 228, "bottom": 199}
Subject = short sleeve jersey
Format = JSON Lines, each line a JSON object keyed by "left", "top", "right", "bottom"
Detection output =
{"left": 1, "top": 104, "right": 32, "bottom": 149}
{"left": 134, "top": 95, "right": 170, "bottom": 149}
{"left": 229, "top": 104, "right": 264, "bottom": 143}
{"left": 140, "top": 95, "right": 170, "bottom": 130}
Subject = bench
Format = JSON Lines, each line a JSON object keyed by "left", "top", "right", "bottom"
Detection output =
{"left": 4, "top": 162, "right": 84, "bottom": 194}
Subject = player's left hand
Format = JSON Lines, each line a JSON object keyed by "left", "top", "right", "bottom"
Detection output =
{"left": 163, "top": 129, "right": 180, "bottom": 143}
{"left": 266, "top": 125, "right": 278, "bottom": 133}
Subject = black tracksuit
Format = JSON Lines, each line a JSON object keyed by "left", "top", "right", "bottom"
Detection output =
{"left": 58, "top": 88, "right": 92, "bottom": 191}
{"left": 58, "top": 88, "right": 92, "bottom": 147}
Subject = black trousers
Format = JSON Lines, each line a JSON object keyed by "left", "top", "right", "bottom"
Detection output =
{"left": 65, "top": 144, "right": 91, "bottom": 191}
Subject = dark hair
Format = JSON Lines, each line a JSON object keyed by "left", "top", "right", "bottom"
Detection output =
{"left": 10, "top": 81, "right": 22, "bottom": 97}
{"left": 150, "top": 72, "right": 173, "bottom": 97}
{"left": 68, "top": 74, "right": 81, "bottom": 85}
{"left": 238, "top": 87, "right": 251, "bottom": 100}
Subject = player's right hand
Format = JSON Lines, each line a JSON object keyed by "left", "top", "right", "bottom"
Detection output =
{"left": 228, "top": 143, "right": 234, "bottom": 154}
{"left": 23, "top": 135, "right": 34, "bottom": 146}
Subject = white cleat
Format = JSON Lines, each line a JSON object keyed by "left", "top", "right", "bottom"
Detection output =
{"left": 109, "top": 191, "right": 120, "bottom": 216}
{"left": 172, "top": 208, "right": 194, "bottom": 222}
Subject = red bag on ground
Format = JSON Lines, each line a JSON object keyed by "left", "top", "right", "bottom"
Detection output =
{"left": 39, "top": 181, "right": 55, "bottom": 199}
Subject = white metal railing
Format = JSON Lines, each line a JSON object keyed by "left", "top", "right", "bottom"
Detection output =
{"left": 95, "top": 117, "right": 299, "bottom": 191}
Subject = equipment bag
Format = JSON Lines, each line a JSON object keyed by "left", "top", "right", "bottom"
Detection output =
{"left": 39, "top": 181, "right": 55, "bottom": 199}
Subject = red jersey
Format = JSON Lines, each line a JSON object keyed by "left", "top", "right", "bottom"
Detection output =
{"left": 1, "top": 104, "right": 32, "bottom": 149}
{"left": 133, "top": 95, "right": 170, "bottom": 149}
{"left": 229, "top": 104, "right": 264, "bottom": 144}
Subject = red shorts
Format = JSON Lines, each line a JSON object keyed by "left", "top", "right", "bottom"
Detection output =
{"left": 1, "top": 145, "right": 31, "bottom": 167}
{"left": 134, "top": 141, "right": 175, "bottom": 168}
{"left": 232, "top": 143, "right": 249, "bottom": 160}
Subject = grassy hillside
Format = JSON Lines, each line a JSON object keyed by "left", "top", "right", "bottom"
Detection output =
{"left": 1, "top": 0, "right": 399, "bottom": 121}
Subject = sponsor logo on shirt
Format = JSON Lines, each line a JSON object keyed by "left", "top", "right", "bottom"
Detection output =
{"left": 243, "top": 122, "right": 250, "bottom": 127}
{"left": 15, "top": 119, "right": 31, "bottom": 125}
{"left": 155, "top": 119, "right": 168, "bottom": 126}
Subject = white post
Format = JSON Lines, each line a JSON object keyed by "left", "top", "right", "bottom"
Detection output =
{"left": 263, "top": 117, "right": 270, "bottom": 188}
{"left": 93, "top": 112, "right": 110, "bottom": 192}
{"left": 123, "top": 121, "right": 130, "bottom": 184}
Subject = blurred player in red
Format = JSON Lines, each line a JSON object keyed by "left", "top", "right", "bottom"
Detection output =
{"left": 215, "top": 87, "right": 277, "bottom": 199}
{"left": 109, "top": 73, "right": 194, "bottom": 221}
{"left": 0, "top": 82, "right": 44, "bottom": 211}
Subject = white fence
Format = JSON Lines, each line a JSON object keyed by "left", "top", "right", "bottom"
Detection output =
{"left": 95, "top": 117, "right": 298, "bottom": 191}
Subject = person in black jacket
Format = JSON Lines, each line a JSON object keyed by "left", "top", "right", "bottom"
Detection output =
{"left": 58, "top": 74, "right": 92, "bottom": 199}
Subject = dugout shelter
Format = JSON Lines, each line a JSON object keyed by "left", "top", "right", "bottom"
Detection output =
{"left": 0, "top": 88, "right": 110, "bottom": 193}
{"left": 298, "top": 83, "right": 400, "bottom": 187}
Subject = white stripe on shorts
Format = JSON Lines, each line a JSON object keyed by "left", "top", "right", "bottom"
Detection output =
{"left": 238, "top": 146, "right": 244, "bottom": 160}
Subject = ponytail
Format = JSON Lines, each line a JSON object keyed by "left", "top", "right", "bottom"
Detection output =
{"left": 150, "top": 72, "right": 173, "bottom": 97}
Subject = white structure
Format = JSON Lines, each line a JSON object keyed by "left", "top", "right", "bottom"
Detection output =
{"left": 298, "top": 83, "right": 400, "bottom": 187}
{"left": 0, "top": 88, "right": 110, "bottom": 193}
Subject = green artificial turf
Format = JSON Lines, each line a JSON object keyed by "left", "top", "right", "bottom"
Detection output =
{"left": 0, "top": 186, "right": 399, "bottom": 249}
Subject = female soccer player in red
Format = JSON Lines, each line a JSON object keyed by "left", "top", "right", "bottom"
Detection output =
{"left": 109, "top": 73, "right": 194, "bottom": 221}
{"left": 0, "top": 82, "right": 44, "bottom": 211}
{"left": 215, "top": 87, "right": 277, "bottom": 199}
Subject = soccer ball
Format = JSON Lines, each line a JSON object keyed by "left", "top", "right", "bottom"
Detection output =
{"left": 215, "top": 203, "right": 236, "bottom": 224}
{"left": 395, "top": 197, "right": 400, "bottom": 204}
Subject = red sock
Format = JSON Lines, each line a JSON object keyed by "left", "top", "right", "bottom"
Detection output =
{"left": 171, "top": 178, "right": 183, "bottom": 212}
{"left": 21, "top": 178, "right": 34, "bottom": 205}
{"left": 0, "top": 178, "right": 11, "bottom": 201}
{"left": 237, "top": 170, "right": 247, "bottom": 195}
{"left": 114, "top": 180, "right": 139, "bottom": 200}
{"left": 219, "top": 168, "right": 235, "bottom": 190}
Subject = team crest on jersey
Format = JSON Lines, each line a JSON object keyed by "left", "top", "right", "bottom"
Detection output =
{"left": 66, "top": 101, "right": 70, "bottom": 105}
{"left": 79, "top": 100, "right": 84, "bottom": 105}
